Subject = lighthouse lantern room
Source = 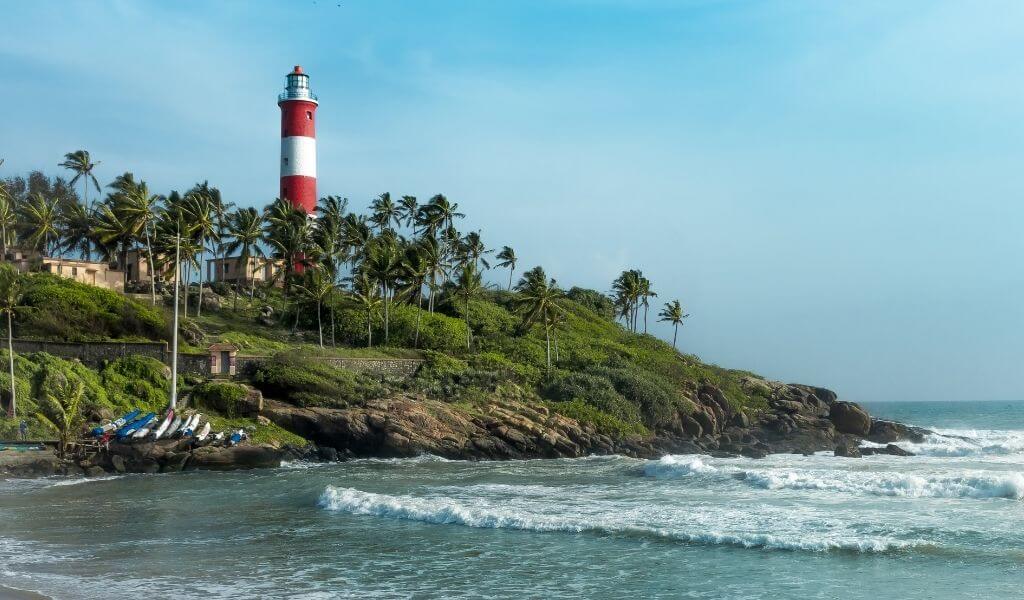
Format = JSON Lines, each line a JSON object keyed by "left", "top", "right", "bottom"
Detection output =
{"left": 278, "top": 65, "right": 318, "bottom": 215}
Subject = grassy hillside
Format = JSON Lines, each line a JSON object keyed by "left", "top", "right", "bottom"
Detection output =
{"left": 5, "top": 275, "right": 770, "bottom": 442}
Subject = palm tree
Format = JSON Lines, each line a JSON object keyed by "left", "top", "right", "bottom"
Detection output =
{"left": 418, "top": 235, "right": 446, "bottom": 313}
{"left": 515, "top": 266, "right": 565, "bottom": 370}
{"left": 294, "top": 266, "right": 335, "bottom": 348}
{"left": 460, "top": 231, "right": 492, "bottom": 270}
{"left": 182, "top": 185, "right": 219, "bottom": 317}
{"left": 58, "top": 150, "right": 101, "bottom": 210}
{"left": 264, "top": 197, "right": 311, "bottom": 296}
{"left": 349, "top": 270, "right": 380, "bottom": 347}
{"left": 58, "top": 198, "right": 96, "bottom": 261}
{"left": 35, "top": 375, "right": 85, "bottom": 458}
{"left": 223, "top": 207, "right": 265, "bottom": 306}
{"left": 0, "top": 264, "right": 22, "bottom": 418}
{"left": 363, "top": 237, "right": 404, "bottom": 344}
{"left": 495, "top": 246, "right": 517, "bottom": 290}
{"left": 20, "top": 192, "right": 62, "bottom": 257}
{"left": 611, "top": 269, "right": 645, "bottom": 332}
{"left": 398, "top": 195, "right": 418, "bottom": 230}
{"left": 658, "top": 300, "right": 690, "bottom": 350}
{"left": 453, "top": 262, "right": 487, "bottom": 350}
{"left": 425, "top": 194, "right": 464, "bottom": 232}
{"left": 639, "top": 275, "right": 656, "bottom": 334}
{"left": 399, "top": 242, "right": 429, "bottom": 347}
{"left": 113, "top": 176, "right": 161, "bottom": 304}
{"left": 370, "top": 192, "right": 398, "bottom": 234}
{"left": 0, "top": 183, "right": 16, "bottom": 258}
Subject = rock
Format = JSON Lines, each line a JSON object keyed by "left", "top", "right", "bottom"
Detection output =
{"left": 83, "top": 465, "right": 108, "bottom": 477}
{"left": 861, "top": 444, "right": 914, "bottom": 457}
{"left": 161, "top": 452, "right": 190, "bottom": 472}
{"left": 111, "top": 454, "right": 126, "bottom": 473}
{"left": 739, "top": 446, "right": 768, "bottom": 459}
{"left": 317, "top": 445, "right": 339, "bottom": 462}
{"left": 257, "top": 414, "right": 271, "bottom": 427}
{"left": 828, "top": 401, "right": 871, "bottom": 436}
{"left": 179, "top": 319, "right": 205, "bottom": 345}
{"left": 868, "top": 420, "right": 926, "bottom": 444}
{"left": 189, "top": 445, "right": 284, "bottom": 470}
{"left": 834, "top": 443, "right": 862, "bottom": 458}
{"left": 732, "top": 412, "right": 750, "bottom": 428}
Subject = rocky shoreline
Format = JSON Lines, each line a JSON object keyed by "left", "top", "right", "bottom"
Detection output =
{"left": 1, "top": 380, "right": 928, "bottom": 480}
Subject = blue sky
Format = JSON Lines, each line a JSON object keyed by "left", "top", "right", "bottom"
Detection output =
{"left": 2, "top": 0, "right": 1022, "bottom": 402}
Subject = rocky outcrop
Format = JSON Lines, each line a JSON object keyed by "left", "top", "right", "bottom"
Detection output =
{"left": 828, "top": 401, "right": 872, "bottom": 436}
{"left": 78, "top": 439, "right": 285, "bottom": 474}
{"left": 0, "top": 449, "right": 69, "bottom": 477}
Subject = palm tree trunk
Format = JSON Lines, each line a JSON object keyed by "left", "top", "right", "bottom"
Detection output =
{"left": 383, "top": 283, "right": 390, "bottom": 345}
{"left": 145, "top": 225, "right": 156, "bottom": 306}
{"left": 465, "top": 296, "right": 471, "bottom": 350}
{"left": 414, "top": 284, "right": 423, "bottom": 348}
{"left": 673, "top": 325, "right": 678, "bottom": 349}
{"left": 182, "top": 262, "right": 190, "bottom": 318}
{"left": 330, "top": 303, "right": 336, "bottom": 347}
{"left": 317, "top": 300, "right": 323, "bottom": 348}
{"left": 7, "top": 311, "right": 15, "bottom": 419}
{"left": 643, "top": 304, "right": 649, "bottom": 334}
{"left": 508, "top": 267, "right": 514, "bottom": 291}
{"left": 196, "top": 237, "right": 205, "bottom": 317}
{"left": 545, "top": 326, "right": 551, "bottom": 371}
{"left": 366, "top": 310, "right": 373, "bottom": 347}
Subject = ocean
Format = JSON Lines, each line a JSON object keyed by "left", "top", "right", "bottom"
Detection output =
{"left": 1, "top": 400, "right": 1022, "bottom": 599}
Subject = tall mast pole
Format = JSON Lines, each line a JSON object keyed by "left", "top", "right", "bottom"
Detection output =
{"left": 170, "top": 233, "right": 180, "bottom": 410}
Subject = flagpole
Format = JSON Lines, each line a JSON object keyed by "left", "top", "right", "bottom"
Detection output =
{"left": 170, "top": 233, "right": 180, "bottom": 410}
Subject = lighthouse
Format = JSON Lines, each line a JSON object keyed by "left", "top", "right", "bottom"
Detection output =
{"left": 279, "top": 65, "right": 318, "bottom": 214}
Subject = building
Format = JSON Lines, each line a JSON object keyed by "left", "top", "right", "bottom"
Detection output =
{"left": 279, "top": 65, "right": 318, "bottom": 215}
{"left": 122, "top": 248, "right": 175, "bottom": 284}
{"left": 10, "top": 253, "right": 125, "bottom": 292}
{"left": 206, "top": 256, "right": 285, "bottom": 287}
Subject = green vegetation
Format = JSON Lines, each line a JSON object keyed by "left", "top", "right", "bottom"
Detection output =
{"left": 190, "top": 381, "right": 247, "bottom": 417}
{"left": 0, "top": 153, "right": 767, "bottom": 444}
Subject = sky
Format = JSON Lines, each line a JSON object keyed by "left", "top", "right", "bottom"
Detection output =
{"left": 2, "top": 0, "right": 1023, "bottom": 403}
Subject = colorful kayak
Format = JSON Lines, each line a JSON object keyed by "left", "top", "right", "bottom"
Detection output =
{"left": 152, "top": 410, "right": 175, "bottom": 440}
{"left": 92, "top": 409, "right": 139, "bottom": 437}
{"left": 196, "top": 422, "right": 211, "bottom": 441}
{"left": 181, "top": 414, "right": 202, "bottom": 437}
{"left": 166, "top": 416, "right": 183, "bottom": 437}
{"left": 118, "top": 412, "right": 155, "bottom": 440}
{"left": 113, "top": 412, "right": 148, "bottom": 438}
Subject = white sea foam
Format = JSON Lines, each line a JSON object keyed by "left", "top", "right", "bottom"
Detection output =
{"left": 643, "top": 455, "right": 718, "bottom": 478}
{"left": 318, "top": 485, "right": 915, "bottom": 552}
{"left": 891, "top": 429, "right": 1024, "bottom": 457}
{"left": 738, "top": 469, "right": 1024, "bottom": 499}
{"left": 49, "top": 475, "right": 125, "bottom": 487}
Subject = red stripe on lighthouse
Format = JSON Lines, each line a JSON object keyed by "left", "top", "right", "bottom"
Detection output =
{"left": 280, "top": 100, "right": 317, "bottom": 138}
{"left": 280, "top": 175, "right": 317, "bottom": 215}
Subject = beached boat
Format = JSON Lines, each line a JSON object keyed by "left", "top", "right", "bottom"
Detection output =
{"left": 196, "top": 422, "right": 211, "bottom": 441}
{"left": 92, "top": 409, "right": 140, "bottom": 437}
{"left": 181, "top": 414, "right": 202, "bottom": 437}
{"left": 166, "top": 415, "right": 183, "bottom": 437}
{"left": 152, "top": 411, "right": 175, "bottom": 440}
{"left": 118, "top": 413, "right": 155, "bottom": 440}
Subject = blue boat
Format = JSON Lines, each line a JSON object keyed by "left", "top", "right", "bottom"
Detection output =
{"left": 117, "top": 412, "right": 156, "bottom": 440}
{"left": 92, "top": 409, "right": 140, "bottom": 437}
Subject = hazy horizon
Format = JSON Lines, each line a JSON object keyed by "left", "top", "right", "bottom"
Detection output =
{"left": 2, "top": 0, "right": 1022, "bottom": 403}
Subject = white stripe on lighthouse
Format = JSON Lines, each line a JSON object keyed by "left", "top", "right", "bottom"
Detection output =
{"left": 280, "top": 136, "right": 317, "bottom": 178}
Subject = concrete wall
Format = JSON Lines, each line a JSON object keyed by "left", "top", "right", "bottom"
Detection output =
{"left": 11, "top": 339, "right": 210, "bottom": 375}
{"left": 237, "top": 355, "right": 423, "bottom": 378}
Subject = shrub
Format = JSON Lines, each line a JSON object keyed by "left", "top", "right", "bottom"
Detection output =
{"left": 566, "top": 287, "right": 615, "bottom": 320}
{"left": 540, "top": 370, "right": 643, "bottom": 426}
{"left": 17, "top": 273, "right": 166, "bottom": 341}
{"left": 247, "top": 351, "right": 387, "bottom": 408}
{"left": 191, "top": 381, "right": 248, "bottom": 417}
{"left": 551, "top": 399, "right": 648, "bottom": 439}
{"left": 99, "top": 355, "right": 171, "bottom": 413}
{"left": 333, "top": 305, "right": 468, "bottom": 354}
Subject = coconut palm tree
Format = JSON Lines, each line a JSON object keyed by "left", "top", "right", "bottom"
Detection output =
{"left": 294, "top": 266, "right": 336, "bottom": 348}
{"left": 112, "top": 176, "right": 161, "bottom": 304}
{"left": 223, "top": 207, "right": 265, "bottom": 306}
{"left": 417, "top": 235, "right": 446, "bottom": 313}
{"left": 398, "top": 195, "right": 418, "bottom": 230}
{"left": 363, "top": 237, "right": 404, "bottom": 344}
{"left": 514, "top": 266, "right": 565, "bottom": 370}
{"left": 19, "top": 192, "right": 62, "bottom": 257}
{"left": 370, "top": 192, "right": 398, "bottom": 234}
{"left": 453, "top": 262, "right": 488, "bottom": 350}
{"left": 495, "top": 246, "right": 517, "bottom": 290}
{"left": 0, "top": 264, "right": 22, "bottom": 418}
{"left": 0, "top": 183, "right": 16, "bottom": 258}
{"left": 349, "top": 270, "right": 381, "bottom": 347}
{"left": 264, "top": 197, "right": 311, "bottom": 296}
{"left": 182, "top": 185, "right": 219, "bottom": 316}
{"left": 35, "top": 375, "right": 85, "bottom": 458}
{"left": 658, "top": 299, "right": 690, "bottom": 350}
{"left": 460, "top": 231, "right": 492, "bottom": 271}
{"left": 58, "top": 150, "right": 101, "bottom": 210}
{"left": 425, "top": 194, "right": 464, "bottom": 232}
{"left": 639, "top": 275, "right": 656, "bottom": 334}
{"left": 399, "top": 242, "right": 429, "bottom": 347}
{"left": 612, "top": 269, "right": 645, "bottom": 332}
{"left": 58, "top": 198, "right": 96, "bottom": 261}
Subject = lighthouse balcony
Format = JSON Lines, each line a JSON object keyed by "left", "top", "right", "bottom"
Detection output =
{"left": 278, "top": 90, "right": 318, "bottom": 103}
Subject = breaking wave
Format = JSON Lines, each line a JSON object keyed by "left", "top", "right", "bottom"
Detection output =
{"left": 888, "top": 429, "right": 1024, "bottom": 457}
{"left": 317, "top": 486, "right": 915, "bottom": 553}
{"left": 738, "top": 469, "right": 1024, "bottom": 499}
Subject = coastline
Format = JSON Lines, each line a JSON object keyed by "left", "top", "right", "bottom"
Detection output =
{"left": 0, "top": 584, "right": 51, "bottom": 600}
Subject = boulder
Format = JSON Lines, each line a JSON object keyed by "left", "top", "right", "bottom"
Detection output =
{"left": 868, "top": 420, "right": 926, "bottom": 444}
{"left": 111, "top": 454, "right": 126, "bottom": 473}
{"left": 189, "top": 445, "right": 284, "bottom": 470}
{"left": 861, "top": 444, "right": 914, "bottom": 457}
{"left": 828, "top": 401, "right": 871, "bottom": 436}
{"left": 834, "top": 443, "right": 862, "bottom": 458}
{"left": 681, "top": 415, "right": 703, "bottom": 437}
{"left": 83, "top": 465, "right": 108, "bottom": 477}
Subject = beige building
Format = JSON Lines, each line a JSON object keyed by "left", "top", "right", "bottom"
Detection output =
{"left": 207, "top": 256, "right": 284, "bottom": 287}
{"left": 10, "top": 254, "right": 125, "bottom": 292}
{"left": 123, "top": 248, "right": 174, "bottom": 284}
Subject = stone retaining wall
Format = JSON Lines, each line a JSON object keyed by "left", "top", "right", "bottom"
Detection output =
{"left": 237, "top": 355, "right": 422, "bottom": 378}
{"left": 11, "top": 339, "right": 210, "bottom": 375}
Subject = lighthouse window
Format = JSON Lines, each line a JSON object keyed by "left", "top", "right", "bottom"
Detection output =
{"left": 306, "top": 111, "right": 312, "bottom": 120}
{"left": 283, "top": 157, "right": 289, "bottom": 165}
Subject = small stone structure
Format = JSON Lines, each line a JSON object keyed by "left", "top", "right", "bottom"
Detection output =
{"left": 207, "top": 343, "right": 238, "bottom": 377}
{"left": 236, "top": 355, "right": 423, "bottom": 378}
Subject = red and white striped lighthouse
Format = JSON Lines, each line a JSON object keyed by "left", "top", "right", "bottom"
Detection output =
{"left": 278, "top": 65, "right": 318, "bottom": 214}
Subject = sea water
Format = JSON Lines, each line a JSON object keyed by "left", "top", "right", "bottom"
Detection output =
{"left": 0, "top": 400, "right": 1022, "bottom": 599}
